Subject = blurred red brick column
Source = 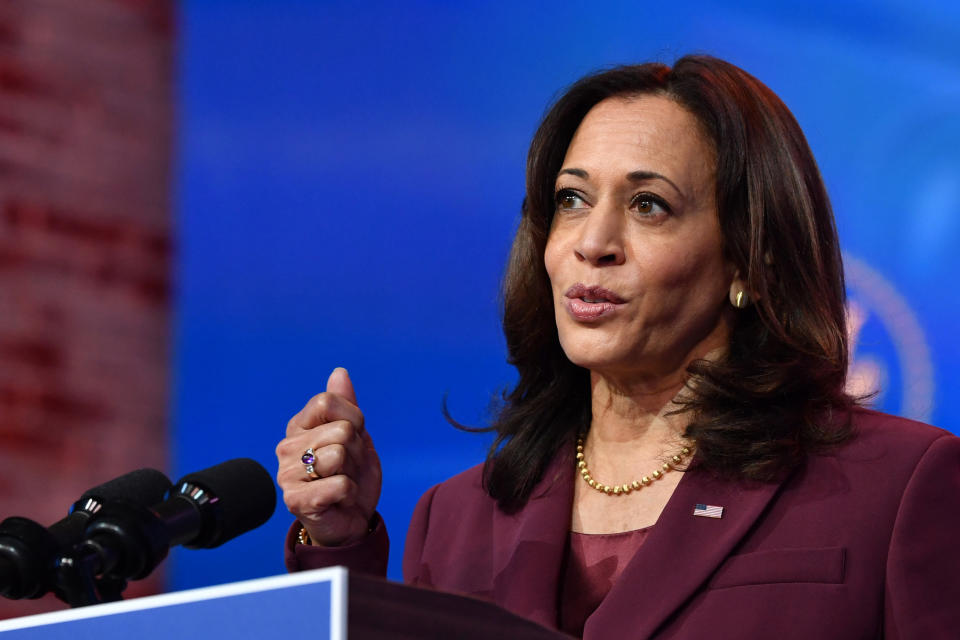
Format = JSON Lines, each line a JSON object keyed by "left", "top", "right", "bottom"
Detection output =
{"left": 0, "top": 0, "right": 173, "bottom": 619}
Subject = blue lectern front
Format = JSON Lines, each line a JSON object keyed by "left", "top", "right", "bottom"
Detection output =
{"left": 0, "top": 567, "right": 347, "bottom": 640}
{"left": 0, "top": 568, "right": 570, "bottom": 639}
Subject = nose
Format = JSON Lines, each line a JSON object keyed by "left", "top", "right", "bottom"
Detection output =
{"left": 574, "top": 204, "right": 626, "bottom": 266}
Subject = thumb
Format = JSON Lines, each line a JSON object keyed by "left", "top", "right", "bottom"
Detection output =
{"left": 325, "top": 367, "right": 358, "bottom": 405}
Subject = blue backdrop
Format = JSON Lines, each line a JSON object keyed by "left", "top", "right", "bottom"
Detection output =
{"left": 172, "top": 0, "right": 960, "bottom": 589}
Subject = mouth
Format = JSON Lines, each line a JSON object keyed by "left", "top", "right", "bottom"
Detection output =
{"left": 562, "top": 283, "right": 626, "bottom": 321}
{"left": 564, "top": 284, "right": 626, "bottom": 305}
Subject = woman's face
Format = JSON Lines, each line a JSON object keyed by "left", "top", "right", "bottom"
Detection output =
{"left": 544, "top": 94, "right": 734, "bottom": 385}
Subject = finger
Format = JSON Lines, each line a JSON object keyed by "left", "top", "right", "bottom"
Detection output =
{"left": 305, "top": 444, "right": 355, "bottom": 481}
{"left": 287, "top": 391, "right": 364, "bottom": 436}
{"left": 276, "top": 427, "right": 365, "bottom": 481}
{"left": 277, "top": 457, "right": 357, "bottom": 489}
{"left": 325, "top": 367, "right": 357, "bottom": 405}
{"left": 286, "top": 420, "right": 365, "bottom": 463}
{"left": 283, "top": 475, "right": 358, "bottom": 515}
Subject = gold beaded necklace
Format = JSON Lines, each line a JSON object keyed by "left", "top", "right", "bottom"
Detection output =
{"left": 576, "top": 435, "right": 692, "bottom": 496}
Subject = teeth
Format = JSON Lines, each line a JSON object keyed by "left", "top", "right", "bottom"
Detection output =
{"left": 582, "top": 297, "right": 605, "bottom": 303}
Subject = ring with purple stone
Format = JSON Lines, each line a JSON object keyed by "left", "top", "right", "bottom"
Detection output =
{"left": 301, "top": 447, "right": 320, "bottom": 480}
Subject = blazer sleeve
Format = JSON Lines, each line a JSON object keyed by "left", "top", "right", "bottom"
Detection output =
{"left": 283, "top": 513, "right": 389, "bottom": 577}
{"left": 884, "top": 433, "right": 960, "bottom": 638}
{"left": 402, "top": 483, "right": 439, "bottom": 586}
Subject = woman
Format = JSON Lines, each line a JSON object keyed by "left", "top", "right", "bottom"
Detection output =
{"left": 276, "top": 55, "right": 960, "bottom": 638}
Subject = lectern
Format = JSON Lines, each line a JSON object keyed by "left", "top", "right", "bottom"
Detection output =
{"left": 0, "top": 568, "right": 572, "bottom": 639}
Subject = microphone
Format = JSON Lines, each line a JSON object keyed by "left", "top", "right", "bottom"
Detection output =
{"left": 0, "top": 469, "right": 171, "bottom": 600}
{"left": 67, "top": 458, "right": 276, "bottom": 596}
{"left": 159, "top": 457, "right": 279, "bottom": 549}
{"left": 51, "top": 469, "right": 173, "bottom": 549}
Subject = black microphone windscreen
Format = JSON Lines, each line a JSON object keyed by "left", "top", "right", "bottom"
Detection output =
{"left": 48, "top": 469, "right": 172, "bottom": 549}
{"left": 78, "top": 469, "right": 172, "bottom": 506}
{"left": 175, "top": 458, "right": 276, "bottom": 547}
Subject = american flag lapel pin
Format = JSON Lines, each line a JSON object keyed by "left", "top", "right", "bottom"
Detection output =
{"left": 693, "top": 503, "right": 724, "bottom": 519}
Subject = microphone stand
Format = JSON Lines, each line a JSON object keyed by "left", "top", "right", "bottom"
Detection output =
{"left": 54, "top": 547, "right": 126, "bottom": 607}
{"left": 54, "top": 500, "right": 172, "bottom": 608}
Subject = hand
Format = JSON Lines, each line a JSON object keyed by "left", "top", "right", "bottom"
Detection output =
{"left": 276, "top": 367, "right": 382, "bottom": 546}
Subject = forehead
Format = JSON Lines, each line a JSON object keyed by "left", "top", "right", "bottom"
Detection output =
{"left": 561, "top": 94, "right": 715, "bottom": 189}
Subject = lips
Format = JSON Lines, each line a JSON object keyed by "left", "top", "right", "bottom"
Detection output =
{"left": 563, "top": 283, "right": 626, "bottom": 321}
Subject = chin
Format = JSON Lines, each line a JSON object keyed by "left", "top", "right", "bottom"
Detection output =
{"left": 558, "top": 338, "right": 633, "bottom": 374}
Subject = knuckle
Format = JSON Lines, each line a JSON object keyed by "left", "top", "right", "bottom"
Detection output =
{"left": 308, "top": 487, "right": 338, "bottom": 511}
{"left": 282, "top": 491, "right": 302, "bottom": 514}
{"left": 335, "top": 420, "right": 356, "bottom": 441}
{"left": 275, "top": 438, "right": 293, "bottom": 458}
{"left": 312, "top": 393, "right": 331, "bottom": 415}
{"left": 276, "top": 471, "right": 298, "bottom": 493}
{"left": 329, "top": 444, "right": 347, "bottom": 470}
{"left": 336, "top": 474, "right": 356, "bottom": 495}
{"left": 321, "top": 476, "right": 352, "bottom": 504}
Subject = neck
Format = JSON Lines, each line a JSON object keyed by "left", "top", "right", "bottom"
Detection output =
{"left": 587, "top": 370, "right": 691, "bottom": 450}
{"left": 584, "top": 332, "right": 731, "bottom": 449}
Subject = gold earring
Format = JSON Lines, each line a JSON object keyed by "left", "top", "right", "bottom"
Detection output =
{"left": 730, "top": 287, "right": 750, "bottom": 309}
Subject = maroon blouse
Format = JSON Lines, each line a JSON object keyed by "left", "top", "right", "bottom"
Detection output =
{"left": 559, "top": 527, "right": 652, "bottom": 637}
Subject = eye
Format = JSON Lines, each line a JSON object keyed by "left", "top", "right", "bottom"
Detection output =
{"left": 630, "top": 193, "right": 671, "bottom": 218}
{"left": 555, "top": 188, "right": 588, "bottom": 210}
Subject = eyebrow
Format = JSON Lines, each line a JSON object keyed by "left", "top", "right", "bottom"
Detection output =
{"left": 557, "top": 167, "right": 683, "bottom": 196}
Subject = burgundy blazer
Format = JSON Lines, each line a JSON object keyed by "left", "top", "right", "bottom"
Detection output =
{"left": 287, "top": 408, "right": 960, "bottom": 639}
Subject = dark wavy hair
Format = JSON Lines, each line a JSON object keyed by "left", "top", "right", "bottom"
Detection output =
{"left": 477, "top": 54, "right": 854, "bottom": 512}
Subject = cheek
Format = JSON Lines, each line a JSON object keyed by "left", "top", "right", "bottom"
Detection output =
{"left": 633, "top": 247, "right": 730, "bottom": 320}
{"left": 653, "top": 228, "right": 727, "bottom": 285}
{"left": 543, "top": 237, "right": 564, "bottom": 290}
{"left": 638, "top": 247, "right": 706, "bottom": 291}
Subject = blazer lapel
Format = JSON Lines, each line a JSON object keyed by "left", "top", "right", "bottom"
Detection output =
{"left": 585, "top": 467, "right": 789, "bottom": 639}
{"left": 491, "top": 449, "right": 574, "bottom": 629}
